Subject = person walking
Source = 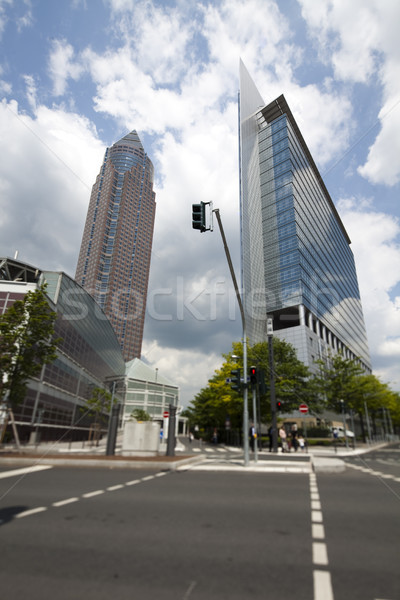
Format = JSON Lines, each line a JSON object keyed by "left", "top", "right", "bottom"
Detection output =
{"left": 279, "top": 425, "right": 287, "bottom": 452}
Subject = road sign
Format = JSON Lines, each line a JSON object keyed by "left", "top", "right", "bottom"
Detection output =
{"left": 299, "top": 403, "right": 309, "bottom": 414}
{"left": 163, "top": 411, "right": 169, "bottom": 418}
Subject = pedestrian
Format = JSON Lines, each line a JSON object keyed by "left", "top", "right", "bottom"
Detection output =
{"left": 212, "top": 428, "right": 218, "bottom": 444}
{"left": 298, "top": 435, "right": 305, "bottom": 451}
{"left": 249, "top": 425, "right": 256, "bottom": 451}
{"left": 189, "top": 432, "right": 194, "bottom": 443}
{"left": 279, "top": 425, "right": 287, "bottom": 452}
{"left": 291, "top": 429, "right": 298, "bottom": 452}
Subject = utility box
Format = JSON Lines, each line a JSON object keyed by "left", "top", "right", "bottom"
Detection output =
{"left": 122, "top": 421, "right": 160, "bottom": 456}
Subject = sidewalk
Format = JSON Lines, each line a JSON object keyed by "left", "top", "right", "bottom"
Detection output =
{"left": 0, "top": 436, "right": 389, "bottom": 474}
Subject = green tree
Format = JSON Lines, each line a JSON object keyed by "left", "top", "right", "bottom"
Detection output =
{"left": 314, "top": 352, "right": 400, "bottom": 440}
{"left": 314, "top": 352, "right": 364, "bottom": 413}
{"left": 186, "top": 337, "right": 315, "bottom": 433}
{"left": 130, "top": 409, "right": 152, "bottom": 422}
{"left": 82, "top": 386, "right": 113, "bottom": 446}
{"left": 0, "top": 285, "right": 59, "bottom": 406}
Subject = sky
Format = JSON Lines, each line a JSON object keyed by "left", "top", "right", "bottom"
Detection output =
{"left": 0, "top": 0, "right": 399, "bottom": 407}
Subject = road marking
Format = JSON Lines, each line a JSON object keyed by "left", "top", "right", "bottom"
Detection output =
{"left": 312, "top": 524, "right": 325, "bottom": 539}
{"left": 314, "top": 570, "right": 334, "bottom": 600}
{"left": 7, "top": 470, "right": 168, "bottom": 521}
{"left": 311, "top": 510, "right": 323, "bottom": 523}
{"left": 311, "top": 474, "right": 335, "bottom": 600}
{"left": 82, "top": 490, "right": 105, "bottom": 498}
{"left": 0, "top": 465, "right": 53, "bottom": 479}
{"left": 313, "top": 542, "right": 329, "bottom": 565}
{"left": 52, "top": 497, "right": 79, "bottom": 506}
{"left": 16, "top": 506, "right": 47, "bottom": 518}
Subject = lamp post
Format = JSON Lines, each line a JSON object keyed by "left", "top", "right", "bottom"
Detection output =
{"left": 267, "top": 318, "right": 278, "bottom": 453}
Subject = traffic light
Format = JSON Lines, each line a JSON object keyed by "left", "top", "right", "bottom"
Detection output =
{"left": 192, "top": 202, "right": 206, "bottom": 232}
{"left": 250, "top": 366, "right": 257, "bottom": 385}
{"left": 230, "top": 368, "right": 241, "bottom": 393}
{"left": 277, "top": 400, "right": 283, "bottom": 411}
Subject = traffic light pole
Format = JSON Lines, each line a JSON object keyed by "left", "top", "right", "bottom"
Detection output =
{"left": 213, "top": 209, "right": 249, "bottom": 467}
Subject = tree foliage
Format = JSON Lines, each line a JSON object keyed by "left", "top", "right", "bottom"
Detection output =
{"left": 0, "top": 285, "right": 59, "bottom": 406}
{"left": 83, "top": 386, "right": 113, "bottom": 422}
{"left": 130, "top": 409, "right": 152, "bottom": 422}
{"left": 185, "top": 338, "right": 316, "bottom": 430}
{"left": 185, "top": 343, "right": 400, "bottom": 436}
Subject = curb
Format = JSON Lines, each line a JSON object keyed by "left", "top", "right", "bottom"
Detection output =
{"left": 311, "top": 456, "right": 346, "bottom": 473}
{"left": 0, "top": 453, "right": 203, "bottom": 471}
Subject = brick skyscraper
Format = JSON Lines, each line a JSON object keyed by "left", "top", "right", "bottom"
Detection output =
{"left": 75, "top": 131, "right": 156, "bottom": 361}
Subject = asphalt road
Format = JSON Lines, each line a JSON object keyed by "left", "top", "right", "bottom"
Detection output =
{"left": 0, "top": 444, "right": 399, "bottom": 600}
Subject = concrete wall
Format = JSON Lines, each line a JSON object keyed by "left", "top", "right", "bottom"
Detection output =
{"left": 122, "top": 421, "right": 160, "bottom": 456}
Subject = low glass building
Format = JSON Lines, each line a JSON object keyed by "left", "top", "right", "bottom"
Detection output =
{"left": 123, "top": 358, "right": 179, "bottom": 423}
{"left": 0, "top": 257, "right": 125, "bottom": 442}
{"left": 239, "top": 62, "right": 371, "bottom": 373}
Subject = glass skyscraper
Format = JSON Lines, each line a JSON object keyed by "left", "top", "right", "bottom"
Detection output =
{"left": 75, "top": 131, "right": 156, "bottom": 362}
{"left": 239, "top": 61, "right": 371, "bottom": 373}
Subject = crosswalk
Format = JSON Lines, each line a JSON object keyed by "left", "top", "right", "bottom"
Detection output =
{"left": 191, "top": 446, "right": 242, "bottom": 454}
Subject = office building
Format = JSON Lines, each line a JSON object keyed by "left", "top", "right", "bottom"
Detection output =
{"left": 239, "top": 61, "right": 371, "bottom": 373}
{"left": 0, "top": 256, "right": 125, "bottom": 442}
{"left": 75, "top": 131, "right": 156, "bottom": 361}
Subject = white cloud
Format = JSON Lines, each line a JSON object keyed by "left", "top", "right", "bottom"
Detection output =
{"left": 338, "top": 197, "right": 400, "bottom": 388}
{"left": 299, "top": 0, "right": 400, "bottom": 186}
{"left": 0, "top": 98, "right": 104, "bottom": 274}
{"left": 141, "top": 339, "right": 223, "bottom": 406}
{"left": 48, "top": 39, "right": 84, "bottom": 96}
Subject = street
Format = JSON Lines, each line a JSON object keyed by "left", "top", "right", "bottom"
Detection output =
{"left": 0, "top": 444, "right": 399, "bottom": 600}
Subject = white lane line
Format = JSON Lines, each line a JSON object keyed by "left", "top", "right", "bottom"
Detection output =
{"left": 155, "top": 472, "right": 167, "bottom": 478}
{"left": 52, "top": 497, "right": 80, "bottom": 507}
{"left": 312, "top": 524, "right": 325, "bottom": 539}
{"left": 0, "top": 465, "right": 53, "bottom": 479}
{"left": 82, "top": 490, "right": 105, "bottom": 498}
{"left": 311, "top": 474, "right": 335, "bottom": 600}
{"left": 16, "top": 506, "right": 47, "bottom": 518}
{"left": 311, "top": 510, "right": 323, "bottom": 523}
{"left": 9, "top": 470, "right": 167, "bottom": 520}
{"left": 313, "top": 542, "right": 329, "bottom": 566}
{"left": 314, "top": 570, "right": 334, "bottom": 600}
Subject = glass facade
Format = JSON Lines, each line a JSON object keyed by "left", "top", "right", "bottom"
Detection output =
{"left": 0, "top": 259, "right": 125, "bottom": 442}
{"left": 123, "top": 359, "right": 179, "bottom": 423}
{"left": 239, "top": 61, "right": 371, "bottom": 373}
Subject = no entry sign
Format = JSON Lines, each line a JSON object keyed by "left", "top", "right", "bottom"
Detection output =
{"left": 299, "top": 403, "right": 309, "bottom": 414}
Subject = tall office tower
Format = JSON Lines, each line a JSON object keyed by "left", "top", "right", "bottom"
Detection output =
{"left": 239, "top": 61, "right": 371, "bottom": 373}
{"left": 75, "top": 131, "right": 156, "bottom": 362}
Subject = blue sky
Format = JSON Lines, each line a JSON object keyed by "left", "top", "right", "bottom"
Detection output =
{"left": 0, "top": 0, "right": 399, "bottom": 405}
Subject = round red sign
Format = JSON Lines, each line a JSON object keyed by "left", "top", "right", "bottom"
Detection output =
{"left": 299, "top": 403, "right": 309, "bottom": 414}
